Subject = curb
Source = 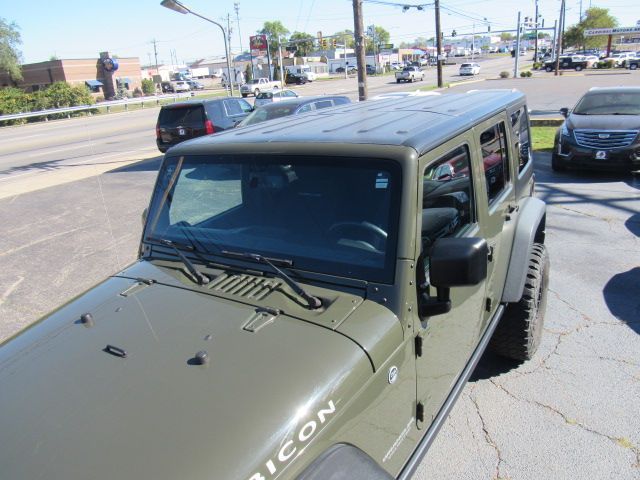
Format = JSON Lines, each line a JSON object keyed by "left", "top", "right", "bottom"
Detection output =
{"left": 530, "top": 118, "right": 563, "bottom": 127}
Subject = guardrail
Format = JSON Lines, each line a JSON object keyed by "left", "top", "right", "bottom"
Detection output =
{"left": 0, "top": 92, "right": 195, "bottom": 123}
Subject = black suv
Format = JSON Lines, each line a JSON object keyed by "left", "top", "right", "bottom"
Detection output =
{"left": 156, "top": 97, "right": 253, "bottom": 152}
{"left": 552, "top": 86, "right": 640, "bottom": 172}
{"left": 544, "top": 56, "right": 589, "bottom": 72}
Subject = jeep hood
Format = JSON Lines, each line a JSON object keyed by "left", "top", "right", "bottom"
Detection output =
{"left": 567, "top": 113, "right": 640, "bottom": 131}
{"left": 0, "top": 275, "right": 375, "bottom": 480}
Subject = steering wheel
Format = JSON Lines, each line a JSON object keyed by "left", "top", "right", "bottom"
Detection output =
{"left": 327, "top": 221, "right": 388, "bottom": 252}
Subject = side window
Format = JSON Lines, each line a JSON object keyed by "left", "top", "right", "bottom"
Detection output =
{"left": 238, "top": 99, "right": 253, "bottom": 113}
{"left": 479, "top": 122, "right": 510, "bottom": 203}
{"left": 422, "top": 145, "right": 475, "bottom": 252}
{"left": 313, "top": 100, "right": 334, "bottom": 110}
{"left": 511, "top": 107, "right": 531, "bottom": 172}
{"left": 224, "top": 99, "right": 245, "bottom": 116}
{"left": 297, "top": 103, "right": 314, "bottom": 114}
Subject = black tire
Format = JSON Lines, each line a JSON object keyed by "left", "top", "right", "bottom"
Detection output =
{"left": 241, "top": 93, "right": 248, "bottom": 98}
{"left": 630, "top": 63, "right": 638, "bottom": 70}
{"left": 575, "top": 65, "right": 583, "bottom": 71}
{"left": 551, "top": 153, "right": 567, "bottom": 172}
{"left": 254, "top": 88, "right": 260, "bottom": 96}
{"left": 396, "top": 79, "right": 401, "bottom": 83}
{"left": 490, "top": 244, "right": 549, "bottom": 361}
{"left": 545, "top": 66, "right": 552, "bottom": 72}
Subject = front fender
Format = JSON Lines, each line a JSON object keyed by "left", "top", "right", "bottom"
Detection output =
{"left": 501, "top": 197, "right": 546, "bottom": 303}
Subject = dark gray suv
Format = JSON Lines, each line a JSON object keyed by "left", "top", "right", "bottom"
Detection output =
{"left": 156, "top": 97, "right": 253, "bottom": 152}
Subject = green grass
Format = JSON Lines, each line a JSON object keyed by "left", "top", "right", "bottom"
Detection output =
{"left": 531, "top": 126, "right": 557, "bottom": 152}
{"left": 416, "top": 83, "right": 450, "bottom": 91}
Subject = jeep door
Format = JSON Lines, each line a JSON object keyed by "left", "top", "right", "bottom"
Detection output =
{"left": 415, "top": 134, "right": 487, "bottom": 426}
{"left": 472, "top": 115, "right": 516, "bottom": 328}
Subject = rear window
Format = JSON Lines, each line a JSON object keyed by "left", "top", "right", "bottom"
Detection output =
{"left": 256, "top": 92, "right": 273, "bottom": 99}
{"left": 158, "top": 106, "right": 205, "bottom": 127}
{"left": 461, "top": 63, "right": 472, "bottom": 68}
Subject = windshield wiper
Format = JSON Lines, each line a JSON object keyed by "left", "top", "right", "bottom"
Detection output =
{"left": 222, "top": 250, "right": 322, "bottom": 310}
{"left": 148, "top": 237, "right": 210, "bottom": 285}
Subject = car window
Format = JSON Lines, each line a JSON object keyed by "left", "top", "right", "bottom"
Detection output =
{"left": 573, "top": 92, "right": 640, "bottom": 115}
{"left": 284, "top": 90, "right": 297, "bottom": 97}
{"left": 158, "top": 106, "right": 205, "bottom": 127}
{"left": 479, "top": 122, "right": 511, "bottom": 203}
{"left": 297, "top": 103, "right": 314, "bottom": 113}
{"left": 313, "top": 100, "right": 334, "bottom": 110}
{"left": 511, "top": 107, "right": 531, "bottom": 172}
{"left": 238, "top": 99, "right": 252, "bottom": 113}
{"left": 256, "top": 92, "right": 273, "bottom": 100}
{"left": 461, "top": 63, "right": 471, "bottom": 68}
{"left": 333, "top": 97, "right": 350, "bottom": 106}
{"left": 224, "top": 99, "right": 247, "bottom": 116}
{"left": 422, "top": 145, "right": 475, "bottom": 255}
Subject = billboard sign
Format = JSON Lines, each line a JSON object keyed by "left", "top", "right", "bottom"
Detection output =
{"left": 584, "top": 26, "right": 640, "bottom": 36}
{"left": 250, "top": 34, "right": 268, "bottom": 56}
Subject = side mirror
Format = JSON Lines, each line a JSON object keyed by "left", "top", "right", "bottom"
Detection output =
{"left": 141, "top": 207, "right": 148, "bottom": 227}
{"left": 418, "top": 237, "right": 488, "bottom": 318}
{"left": 559, "top": 107, "right": 569, "bottom": 118}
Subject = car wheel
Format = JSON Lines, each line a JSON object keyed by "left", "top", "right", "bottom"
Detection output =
{"left": 254, "top": 89, "right": 260, "bottom": 96}
{"left": 631, "top": 63, "right": 638, "bottom": 70}
{"left": 396, "top": 79, "right": 401, "bottom": 83}
{"left": 241, "top": 93, "right": 248, "bottom": 98}
{"left": 545, "top": 66, "right": 553, "bottom": 72}
{"left": 273, "top": 85, "right": 279, "bottom": 90}
{"left": 490, "top": 243, "right": 549, "bottom": 361}
{"left": 575, "top": 65, "right": 583, "bottom": 71}
{"left": 551, "top": 153, "right": 567, "bottom": 172}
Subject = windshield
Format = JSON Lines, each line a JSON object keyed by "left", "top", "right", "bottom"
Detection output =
{"left": 238, "top": 104, "right": 299, "bottom": 126}
{"left": 144, "top": 155, "right": 402, "bottom": 283}
{"left": 573, "top": 92, "right": 640, "bottom": 115}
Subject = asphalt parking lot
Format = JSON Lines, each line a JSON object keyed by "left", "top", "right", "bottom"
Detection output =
{"left": 1, "top": 69, "right": 639, "bottom": 477}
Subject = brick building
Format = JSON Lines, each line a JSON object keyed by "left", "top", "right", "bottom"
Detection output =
{"left": 0, "top": 52, "right": 142, "bottom": 99}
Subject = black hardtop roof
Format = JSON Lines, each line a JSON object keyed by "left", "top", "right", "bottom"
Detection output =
{"left": 161, "top": 97, "right": 245, "bottom": 109}
{"left": 169, "top": 89, "right": 525, "bottom": 156}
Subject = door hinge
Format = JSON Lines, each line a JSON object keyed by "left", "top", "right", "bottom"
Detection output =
{"left": 415, "top": 335, "right": 423, "bottom": 357}
{"left": 416, "top": 402, "right": 425, "bottom": 423}
{"left": 487, "top": 244, "right": 495, "bottom": 262}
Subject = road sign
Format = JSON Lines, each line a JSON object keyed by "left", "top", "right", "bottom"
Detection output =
{"left": 584, "top": 26, "right": 640, "bottom": 36}
{"left": 380, "top": 43, "right": 394, "bottom": 49}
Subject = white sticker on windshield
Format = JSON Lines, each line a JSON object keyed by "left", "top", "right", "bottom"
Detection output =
{"left": 376, "top": 172, "right": 389, "bottom": 189}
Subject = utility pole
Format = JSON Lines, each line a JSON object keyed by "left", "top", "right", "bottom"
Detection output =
{"left": 435, "top": 0, "right": 443, "bottom": 88}
{"left": 534, "top": 0, "right": 539, "bottom": 62}
{"left": 344, "top": 35, "right": 348, "bottom": 80}
{"left": 551, "top": 19, "right": 558, "bottom": 59}
{"left": 152, "top": 39, "right": 160, "bottom": 80}
{"left": 352, "top": 0, "right": 367, "bottom": 101}
{"left": 514, "top": 11, "right": 522, "bottom": 78}
{"left": 234, "top": 2, "right": 243, "bottom": 53}
{"left": 555, "top": 0, "right": 565, "bottom": 75}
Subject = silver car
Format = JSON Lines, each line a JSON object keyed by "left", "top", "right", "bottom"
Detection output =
{"left": 254, "top": 89, "right": 300, "bottom": 107}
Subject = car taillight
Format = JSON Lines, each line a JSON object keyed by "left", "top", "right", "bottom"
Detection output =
{"left": 205, "top": 120, "right": 215, "bottom": 134}
{"left": 155, "top": 126, "right": 160, "bottom": 139}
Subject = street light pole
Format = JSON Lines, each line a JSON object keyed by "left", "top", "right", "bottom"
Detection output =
{"left": 160, "top": 0, "right": 234, "bottom": 96}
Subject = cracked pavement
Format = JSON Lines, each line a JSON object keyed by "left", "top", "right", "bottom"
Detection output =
{"left": 415, "top": 154, "right": 640, "bottom": 479}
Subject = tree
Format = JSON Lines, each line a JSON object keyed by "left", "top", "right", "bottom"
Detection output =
{"left": 0, "top": 18, "right": 23, "bottom": 82}
{"left": 365, "top": 26, "right": 390, "bottom": 54}
{"left": 500, "top": 32, "right": 514, "bottom": 42}
{"left": 564, "top": 7, "right": 618, "bottom": 50}
{"left": 244, "top": 63, "right": 253, "bottom": 82}
{"left": 258, "top": 21, "right": 290, "bottom": 56}
{"left": 141, "top": 78, "right": 156, "bottom": 95}
{"left": 289, "top": 32, "right": 315, "bottom": 57}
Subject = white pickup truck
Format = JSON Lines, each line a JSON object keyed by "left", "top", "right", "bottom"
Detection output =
{"left": 395, "top": 66, "right": 424, "bottom": 83}
{"left": 240, "top": 78, "right": 280, "bottom": 97}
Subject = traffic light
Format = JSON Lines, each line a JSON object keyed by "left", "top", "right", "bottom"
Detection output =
{"left": 332, "top": 38, "right": 337, "bottom": 49}
{"left": 321, "top": 38, "right": 328, "bottom": 49}
{"left": 451, "top": 29, "right": 457, "bottom": 37}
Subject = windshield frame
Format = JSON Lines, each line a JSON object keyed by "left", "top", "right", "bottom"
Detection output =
{"left": 143, "top": 153, "right": 403, "bottom": 284}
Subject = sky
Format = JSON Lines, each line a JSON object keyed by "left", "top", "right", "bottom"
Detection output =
{"left": 3, "top": 0, "right": 640, "bottom": 66}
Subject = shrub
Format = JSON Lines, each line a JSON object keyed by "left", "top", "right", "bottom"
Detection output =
{"left": 141, "top": 78, "right": 156, "bottom": 95}
{"left": 132, "top": 87, "right": 143, "bottom": 98}
{"left": 533, "top": 62, "right": 541, "bottom": 70}
{"left": 0, "top": 87, "right": 30, "bottom": 125}
{"left": 520, "top": 70, "right": 532, "bottom": 78}
{"left": 113, "top": 86, "right": 131, "bottom": 100}
{"left": 596, "top": 60, "right": 614, "bottom": 69}
{"left": 499, "top": 71, "right": 510, "bottom": 78}
{"left": 245, "top": 63, "right": 253, "bottom": 82}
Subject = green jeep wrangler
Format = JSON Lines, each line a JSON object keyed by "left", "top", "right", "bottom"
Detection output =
{"left": 0, "top": 90, "right": 548, "bottom": 479}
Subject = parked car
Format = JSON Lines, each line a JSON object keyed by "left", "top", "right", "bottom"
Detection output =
{"left": 626, "top": 58, "right": 640, "bottom": 70}
{"left": 0, "top": 90, "right": 549, "bottom": 480}
{"left": 395, "top": 66, "right": 424, "bottom": 83}
{"left": 155, "top": 97, "right": 253, "bottom": 152}
{"left": 544, "top": 56, "right": 589, "bottom": 72}
{"left": 160, "top": 81, "right": 174, "bottom": 93}
{"left": 240, "top": 78, "right": 280, "bottom": 97}
{"left": 172, "top": 80, "right": 191, "bottom": 92}
{"left": 237, "top": 96, "right": 351, "bottom": 127}
{"left": 254, "top": 89, "right": 300, "bottom": 107}
{"left": 335, "top": 66, "right": 357, "bottom": 74}
{"left": 605, "top": 52, "right": 638, "bottom": 67}
{"left": 285, "top": 72, "right": 308, "bottom": 85}
{"left": 552, "top": 86, "right": 640, "bottom": 172}
{"left": 187, "top": 80, "right": 205, "bottom": 90}
{"left": 459, "top": 62, "right": 481, "bottom": 75}
{"left": 366, "top": 65, "right": 376, "bottom": 75}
